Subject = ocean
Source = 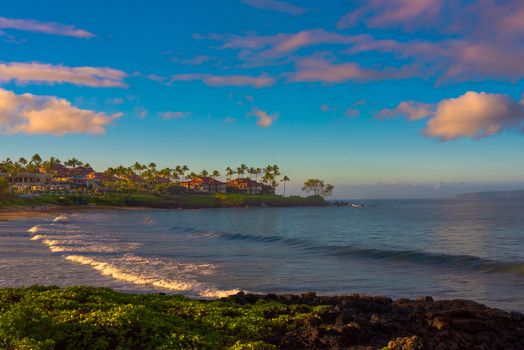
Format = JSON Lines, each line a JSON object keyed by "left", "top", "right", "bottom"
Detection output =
{"left": 1, "top": 199, "right": 523, "bottom": 311}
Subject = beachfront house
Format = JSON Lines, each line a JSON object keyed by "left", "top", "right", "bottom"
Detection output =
{"left": 8, "top": 172, "right": 53, "bottom": 192}
{"left": 179, "top": 176, "right": 227, "bottom": 193}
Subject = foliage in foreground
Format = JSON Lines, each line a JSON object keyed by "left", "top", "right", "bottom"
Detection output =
{"left": 0, "top": 286, "right": 320, "bottom": 350}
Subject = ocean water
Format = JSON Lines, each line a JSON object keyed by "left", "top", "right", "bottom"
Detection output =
{"left": 1, "top": 199, "right": 523, "bottom": 311}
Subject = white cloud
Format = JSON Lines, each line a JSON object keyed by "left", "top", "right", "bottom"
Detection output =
{"left": 0, "top": 88, "right": 120, "bottom": 135}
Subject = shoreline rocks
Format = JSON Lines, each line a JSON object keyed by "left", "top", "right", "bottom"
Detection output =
{"left": 222, "top": 292, "right": 524, "bottom": 349}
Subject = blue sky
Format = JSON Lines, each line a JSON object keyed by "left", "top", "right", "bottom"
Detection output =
{"left": 1, "top": 0, "right": 524, "bottom": 198}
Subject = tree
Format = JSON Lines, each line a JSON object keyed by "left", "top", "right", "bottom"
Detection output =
{"left": 212, "top": 170, "right": 220, "bottom": 180}
{"left": 200, "top": 169, "right": 209, "bottom": 177}
{"left": 0, "top": 178, "right": 9, "bottom": 201}
{"left": 225, "top": 167, "right": 234, "bottom": 180}
{"left": 302, "top": 179, "right": 334, "bottom": 198}
{"left": 281, "top": 176, "right": 290, "bottom": 196}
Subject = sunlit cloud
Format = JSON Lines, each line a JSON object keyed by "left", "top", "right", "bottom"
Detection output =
{"left": 425, "top": 92, "right": 524, "bottom": 141}
{"left": 249, "top": 108, "right": 278, "bottom": 127}
{"left": 0, "top": 62, "right": 127, "bottom": 87}
{"left": 381, "top": 92, "right": 524, "bottom": 141}
{"left": 0, "top": 88, "right": 120, "bottom": 135}
{"left": 0, "top": 16, "right": 94, "bottom": 38}
{"left": 171, "top": 73, "right": 275, "bottom": 88}
{"left": 240, "top": 0, "right": 307, "bottom": 15}
{"left": 159, "top": 111, "right": 191, "bottom": 120}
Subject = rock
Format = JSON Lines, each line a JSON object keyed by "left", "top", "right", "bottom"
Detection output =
{"left": 431, "top": 317, "right": 450, "bottom": 330}
{"left": 386, "top": 335, "right": 423, "bottom": 350}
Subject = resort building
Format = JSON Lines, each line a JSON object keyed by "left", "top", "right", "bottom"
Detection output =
{"left": 226, "top": 178, "right": 276, "bottom": 194}
{"left": 179, "top": 177, "right": 226, "bottom": 193}
{"left": 8, "top": 172, "right": 53, "bottom": 192}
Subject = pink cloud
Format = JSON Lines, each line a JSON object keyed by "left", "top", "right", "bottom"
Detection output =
{"left": 240, "top": 0, "right": 307, "bottom": 15}
{"left": 171, "top": 73, "right": 275, "bottom": 88}
{"left": 425, "top": 92, "right": 524, "bottom": 140}
{"left": 345, "top": 108, "right": 361, "bottom": 118}
{"left": 376, "top": 101, "right": 434, "bottom": 121}
{"left": 0, "top": 88, "right": 120, "bottom": 135}
{"left": 337, "top": 0, "right": 443, "bottom": 30}
{"left": 320, "top": 104, "right": 330, "bottom": 112}
{"left": 0, "top": 62, "right": 127, "bottom": 87}
{"left": 250, "top": 108, "right": 278, "bottom": 127}
{"left": 159, "top": 111, "right": 191, "bottom": 120}
{"left": 0, "top": 16, "right": 94, "bottom": 38}
{"left": 288, "top": 57, "right": 415, "bottom": 83}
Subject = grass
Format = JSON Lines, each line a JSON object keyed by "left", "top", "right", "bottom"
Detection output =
{"left": 0, "top": 286, "right": 323, "bottom": 350}
{"left": 0, "top": 193, "right": 326, "bottom": 209}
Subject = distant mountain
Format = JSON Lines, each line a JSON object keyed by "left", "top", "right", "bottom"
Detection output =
{"left": 455, "top": 190, "right": 524, "bottom": 199}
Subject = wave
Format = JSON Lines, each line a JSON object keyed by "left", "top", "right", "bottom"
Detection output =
{"left": 65, "top": 254, "right": 240, "bottom": 298}
{"left": 52, "top": 215, "right": 69, "bottom": 222}
{"left": 27, "top": 225, "right": 41, "bottom": 234}
{"left": 184, "top": 228, "right": 524, "bottom": 277}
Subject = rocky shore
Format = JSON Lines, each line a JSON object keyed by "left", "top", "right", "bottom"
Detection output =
{"left": 223, "top": 292, "right": 524, "bottom": 350}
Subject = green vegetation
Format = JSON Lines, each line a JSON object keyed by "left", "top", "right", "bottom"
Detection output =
{"left": 0, "top": 178, "right": 8, "bottom": 201}
{"left": 1, "top": 193, "right": 326, "bottom": 209}
{"left": 0, "top": 286, "right": 323, "bottom": 350}
{"left": 302, "top": 179, "right": 334, "bottom": 198}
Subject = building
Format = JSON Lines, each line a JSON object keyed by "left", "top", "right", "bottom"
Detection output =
{"left": 8, "top": 173, "right": 52, "bottom": 192}
{"left": 179, "top": 177, "right": 226, "bottom": 193}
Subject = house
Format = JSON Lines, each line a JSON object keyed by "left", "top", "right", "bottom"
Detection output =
{"left": 179, "top": 177, "right": 226, "bottom": 193}
{"left": 227, "top": 178, "right": 276, "bottom": 195}
{"left": 9, "top": 172, "right": 53, "bottom": 192}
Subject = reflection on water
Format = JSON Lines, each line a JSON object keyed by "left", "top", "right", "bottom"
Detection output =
{"left": 1, "top": 199, "right": 523, "bottom": 311}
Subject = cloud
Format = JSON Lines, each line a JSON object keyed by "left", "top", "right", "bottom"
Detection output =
{"left": 224, "top": 116, "right": 237, "bottom": 123}
{"left": 288, "top": 57, "right": 415, "bottom": 83}
{"left": 376, "top": 101, "right": 434, "bottom": 121}
{"left": 171, "top": 73, "right": 275, "bottom": 88}
{"left": 240, "top": 0, "right": 307, "bottom": 15}
{"left": 0, "top": 16, "right": 94, "bottom": 38}
{"left": 249, "top": 108, "right": 278, "bottom": 127}
{"left": 345, "top": 108, "right": 360, "bottom": 118}
{"left": 0, "top": 88, "right": 120, "bottom": 135}
{"left": 425, "top": 92, "right": 524, "bottom": 140}
{"left": 170, "top": 55, "right": 215, "bottom": 65}
{"left": 338, "top": 0, "right": 442, "bottom": 30}
{"left": 0, "top": 62, "right": 127, "bottom": 87}
{"left": 320, "top": 104, "right": 330, "bottom": 112}
{"left": 159, "top": 111, "right": 191, "bottom": 120}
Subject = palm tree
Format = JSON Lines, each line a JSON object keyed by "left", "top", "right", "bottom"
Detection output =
{"left": 248, "top": 167, "right": 256, "bottom": 180}
{"left": 30, "top": 154, "right": 42, "bottom": 171}
{"left": 200, "top": 169, "right": 209, "bottom": 178}
{"left": 212, "top": 170, "right": 220, "bottom": 180}
{"left": 281, "top": 176, "right": 290, "bottom": 196}
{"left": 255, "top": 167, "right": 262, "bottom": 182}
{"left": 225, "top": 167, "right": 234, "bottom": 180}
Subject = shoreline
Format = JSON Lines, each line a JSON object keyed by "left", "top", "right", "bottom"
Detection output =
{"left": 0, "top": 286, "right": 522, "bottom": 349}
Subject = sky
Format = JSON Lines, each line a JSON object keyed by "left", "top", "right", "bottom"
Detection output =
{"left": 1, "top": 0, "right": 524, "bottom": 198}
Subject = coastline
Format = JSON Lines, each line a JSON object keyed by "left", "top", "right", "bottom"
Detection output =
{"left": 0, "top": 286, "right": 522, "bottom": 349}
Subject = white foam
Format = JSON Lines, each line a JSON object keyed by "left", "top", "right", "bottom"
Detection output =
{"left": 27, "top": 225, "right": 40, "bottom": 234}
{"left": 65, "top": 254, "right": 240, "bottom": 297}
{"left": 53, "top": 215, "right": 69, "bottom": 222}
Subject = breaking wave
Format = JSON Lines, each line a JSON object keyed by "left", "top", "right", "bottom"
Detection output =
{"left": 66, "top": 254, "right": 240, "bottom": 298}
